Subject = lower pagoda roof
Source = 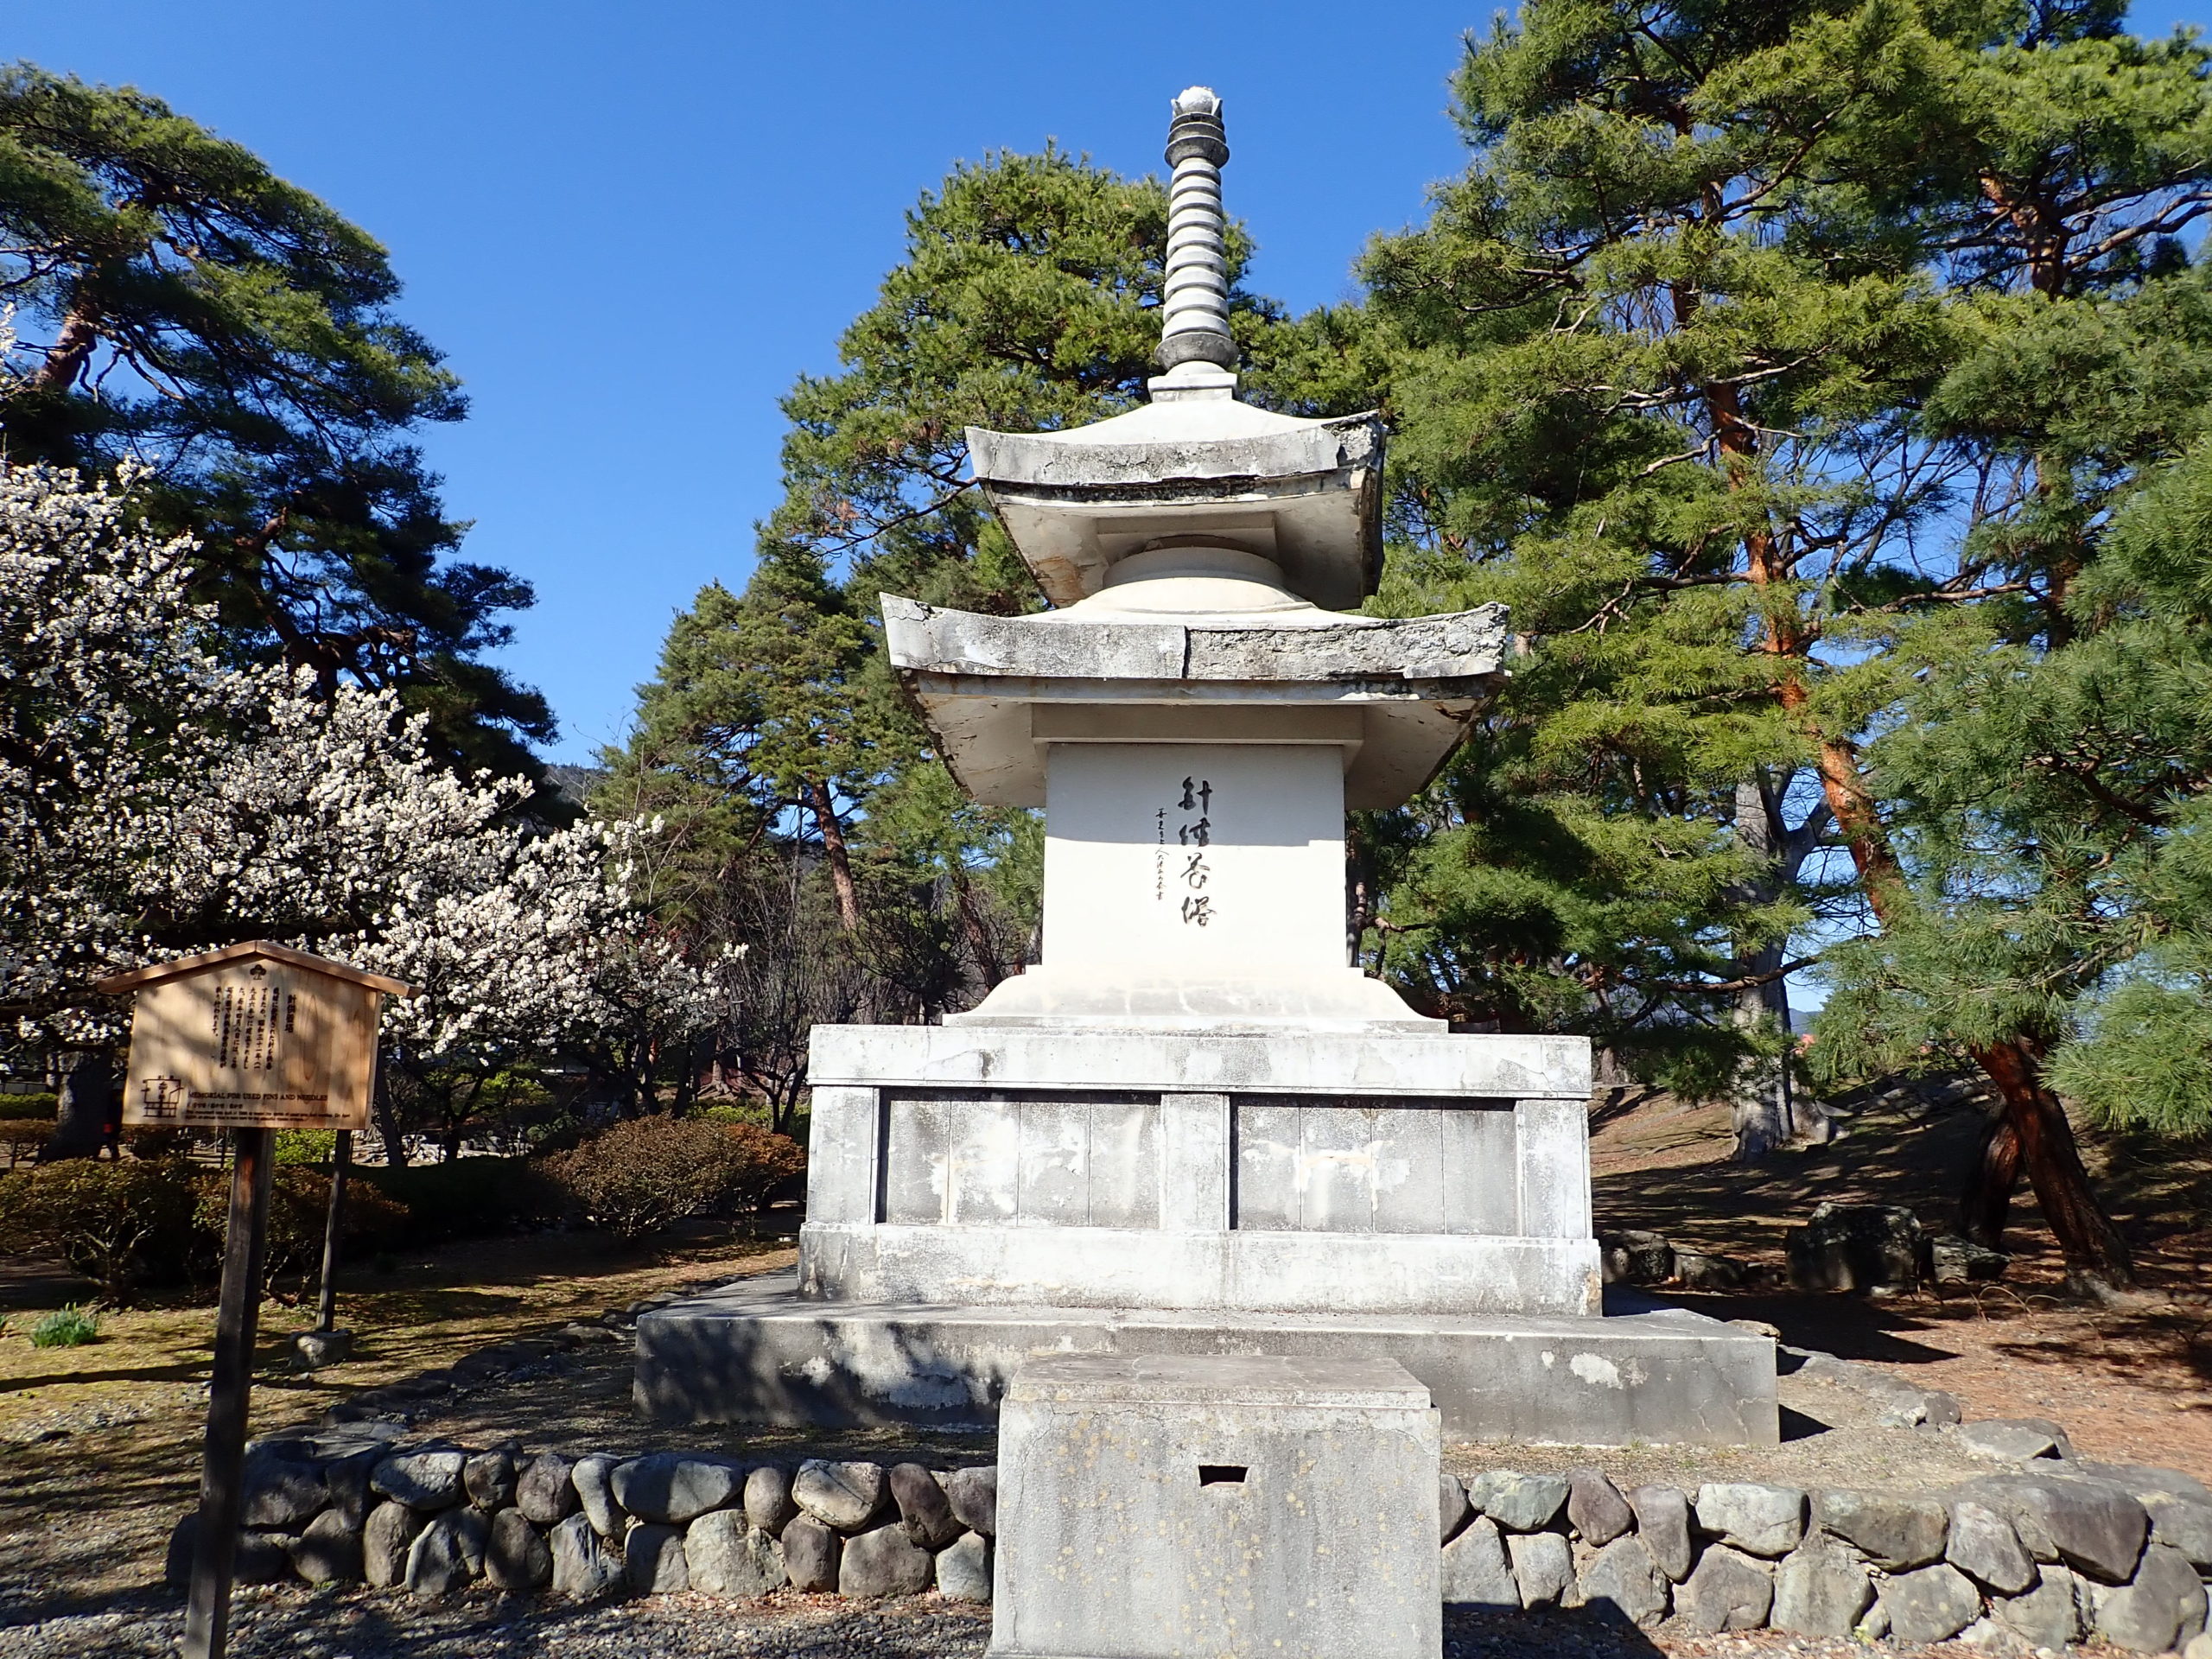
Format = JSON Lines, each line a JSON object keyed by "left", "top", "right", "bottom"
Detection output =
{"left": 881, "top": 595, "right": 1510, "bottom": 811}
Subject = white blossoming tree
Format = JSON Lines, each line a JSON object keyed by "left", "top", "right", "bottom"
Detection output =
{"left": 0, "top": 461, "right": 739, "bottom": 1159}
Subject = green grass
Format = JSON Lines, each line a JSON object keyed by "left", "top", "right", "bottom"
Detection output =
{"left": 29, "top": 1304, "right": 101, "bottom": 1348}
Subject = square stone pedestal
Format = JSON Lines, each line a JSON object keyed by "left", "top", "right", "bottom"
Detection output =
{"left": 988, "top": 1354, "right": 1440, "bottom": 1659}
{"left": 635, "top": 1022, "right": 1778, "bottom": 1447}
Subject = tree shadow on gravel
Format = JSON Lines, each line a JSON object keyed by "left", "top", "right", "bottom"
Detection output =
{"left": 1446, "top": 1606, "right": 1662, "bottom": 1657}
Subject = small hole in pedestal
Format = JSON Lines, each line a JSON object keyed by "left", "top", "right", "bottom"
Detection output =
{"left": 1198, "top": 1464, "right": 1247, "bottom": 1486}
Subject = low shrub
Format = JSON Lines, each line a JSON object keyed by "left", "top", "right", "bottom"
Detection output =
{"left": 539, "top": 1115, "right": 804, "bottom": 1241}
{"left": 30, "top": 1303, "right": 100, "bottom": 1347}
{"left": 720, "top": 1119, "right": 807, "bottom": 1209}
{"left": 0, "top": 1158, "right": 202, "bottom": 1301}
{"left": 273, "top": 1129, "right": 340, "bottom": 1166}
{"left": 0, "top": 1093, "right": 58, "bottom": 1119}
{"left": 352, "top": 1154, "right": 556, "bottom": 1243}
{"left": 189, "top": 1165, "right": 412, "bottom": 1300}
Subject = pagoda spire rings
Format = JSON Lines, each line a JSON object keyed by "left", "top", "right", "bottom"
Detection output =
{"left": 1158, "top": 86, "right": 1236, "bottom": 372}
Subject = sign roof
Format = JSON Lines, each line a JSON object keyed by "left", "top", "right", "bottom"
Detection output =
{"left": 94, "top": 941, "right": 415, "bottom": 997}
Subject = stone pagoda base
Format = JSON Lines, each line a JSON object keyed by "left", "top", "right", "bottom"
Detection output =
{"left": 634, "top": 1269, "right": 1778, "bottom": 1446}
{"left": 634, "top": 1022, "right": 1779, "bottom": 1448}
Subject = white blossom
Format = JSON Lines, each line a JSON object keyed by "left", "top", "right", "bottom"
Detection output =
{"left": 0, "top": 461, "right": 741, "bottom": 1062}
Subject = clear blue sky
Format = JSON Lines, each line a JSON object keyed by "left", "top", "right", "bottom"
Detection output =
{"left": 11, "top": 2, "right": 2208, "bottom": 764}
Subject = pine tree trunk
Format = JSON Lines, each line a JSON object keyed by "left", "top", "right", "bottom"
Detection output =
{"left": 804, "top": 779, "right": 862, "bottom": 931}
{"left": 1725, "top": 779, "right": 1833, "bottom": 1160}
{"left": 1961, "top": 1114, "right": 2021, "bottom": 1248}
{"left": 28, "top": 308, "right": 99, "bottom": 396}
{"left": 41, "top": 1047, "right": 115, "bottom": 1162}
{"left": 373, "top": 1058, "right": 410, "bottom": 1166}
{"left": 955, "top": 873, "right": 1007, "bottom": 990}
{"left": 1970, "top": 1038, "right": 2135, "bottom": 1291}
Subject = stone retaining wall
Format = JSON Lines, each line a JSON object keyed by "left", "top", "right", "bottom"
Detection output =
{"left": 1440, "top": 1459, "right": 2212, "bottom": 1653}
{"left": 168, "top": 1435, "right": 995, "bottom": 1605}
{"left": 171, "top": 1432, "right": 2212, "bottom": 1654}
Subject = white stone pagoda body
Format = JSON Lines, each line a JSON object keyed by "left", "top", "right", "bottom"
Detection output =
{"left": 638, "top": 91, "right": 1775, "bottom": 1446}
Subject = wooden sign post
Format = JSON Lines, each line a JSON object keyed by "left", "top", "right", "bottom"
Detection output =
{"left": 97, "top": 943, "right": 411, "bottom": 1659}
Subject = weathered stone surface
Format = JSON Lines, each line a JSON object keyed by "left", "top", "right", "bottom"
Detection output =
{"left": 1599, "top": 1230, "right": 1675, "bottom": 1286}
{"left": 515, "top": 1452, "right": 577, "bottom": 1525}
{"left": 684, "top": 1510, "right": 786, "bottom": 1597}
{"left": 837, "top": 1521, "right": 932, "bottom": 1598}
{"left": 1771, "top": 1538, "right": 1872, "bottom": 1637}
{"left": 2094, "top": 1541, "right": 2208, "bottom": 1654}
{"left": 1695, "top": 1482, "right": 1805, "bottom": 1557}
{"left": 573, "top": 1453, "right": 626, "bottom": 1541}
{"left": 1674, "top": 1251, "right": 1750, "bottom": 1291}
{"left": 363, "top": 1500, "right": 423, "bottom": 1587}
{"left": 1929, "top": 1233, "right": 2008, "bottom": 1284}
{"left": 2081, "top": 1461, "right": 2212, "bottom": 1509}
{"left": 289, "top": 1510, "right": 363, "bottom": 1585}
{"left": 936, "top": 1531, "right": 992, "bottom": 1603}
{"left": 289, "top": 1326, "right": 354, "bottom": 1370}
{"left": 1470, "top": 1469, "right": 1569, "bottom": 1533}
{"left": 1815, "top": 1488, "right": 1947, "bottom": 1568}
{"left": 1948, "top": 1499, "right": 2036, "bottom": 1595}
{"left": 165, "top": 1515, "right": 198, "bottom": 1587}
{"left": 1879, "top": 1562, "right": 1981, "bottom": 1643}
{"left": 1578, "top": 1534, "right": 1668, "bottom": 1627}
{"left": 1676, "top": 1545, "right": 1773, "bottom": 1634}
{"left": 1507, "top": 1530, "right": 1573, "bottom": 1609}
{"left": 1440, "top": 1472, "right": 1471, "bottom": 1543}
{"left": 1961, "top": 1473, "right": 2149, "bottom": 1583}
{"left": 1786, "top": 1201, "right": 1920, "bottom": 1290}
{"left": 887, "top": 1462, "right": 962, "bottom": 1549}
{"left": 1440, "top": 1515, "right": 1520, "bottom": 1608}
{"left": 235, "top": 1530, "right": 296, "bottom": 1585}
{"left": 325, "top": 1449, "right": 378, "bottom": 1529}
{"left": 405, "top": 1508, "right": 486, "bottom": 1598}
{"left": 1875, "top": 1388, "right": 1963, "bottom": 1429}
{"left": 745, "top": 1465, "right": 798, "bottom": 1534}
{"left": 1567, "top": 1467, "right": 1634, "bottom": 1548}
{"left": 240, "top": 1453, "right": 327, "bottom": 1529}
{"left": 485, "top": 1507, "right": 551, "bottom": 1590}
{"left": 549, "top": 1511, "right": 623, "bottom": 1599}
{"left": 624, "top": 1521, "right": 690, "bottom": 1594}
{"left": 793, "top": 1459, "right": 886, "bottom": 1531}
{"left": 944, "top": 1465, "right": 996, "bottom": 1537}
{"left": 781, "top": 1513, "right": 841, "bottom": 1592}
{"left": 1995, "top": 1564, "right": 2082, "bottom": 1648}
{"left": 610, "top": 1452, "right": 742, "bottom": 1525}
{"left": 1959, "top": 1419, "right": 2072, "bottom": 1463}
{"left": 1629, "top": 1484, "right": 1694, "bottom": 1582}
{"left": 463, "top": 1448, "right": 517, "bottom": 1510}
{"left": 372, "top": 1446, "right": 467, "bottom": 1510}
{"left": 2148, "top": 1492, "right": 2212, "bottom": 1569}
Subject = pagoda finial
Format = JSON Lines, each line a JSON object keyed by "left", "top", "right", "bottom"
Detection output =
{"left": 1155, "top": 86, "right": 1236, "bottom": 391}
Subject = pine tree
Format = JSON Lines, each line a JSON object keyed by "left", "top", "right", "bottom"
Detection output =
{"left": 1350, "top": 0, "right": 2212, "bottom": 1282}
{"left": 0, "top": 64, "right": 550, "bottom": 779}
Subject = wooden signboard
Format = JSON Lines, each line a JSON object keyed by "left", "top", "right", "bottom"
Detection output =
{"left": 95, "top": 943, "right": 410, "bottom": 1659}
{"left": 99, "top": 941, "right": 410, "bottom": 1132}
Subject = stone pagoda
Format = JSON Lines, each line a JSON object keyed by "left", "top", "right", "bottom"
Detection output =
{"left": 639, "top": 88, "right": 1775, "bottom": 1446}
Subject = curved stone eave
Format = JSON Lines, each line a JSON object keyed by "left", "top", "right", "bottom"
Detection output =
{"left": 966, "top": 412, "right": 1389, "bottom": 610}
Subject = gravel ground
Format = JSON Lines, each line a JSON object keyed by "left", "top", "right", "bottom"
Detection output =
{"left": 0, "top": 1587, "right": 2020, "bottom": 1659}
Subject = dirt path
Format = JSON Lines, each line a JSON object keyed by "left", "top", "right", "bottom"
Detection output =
{"left": 1590, "top": 1082, "right": 2212, "bottom": 1484}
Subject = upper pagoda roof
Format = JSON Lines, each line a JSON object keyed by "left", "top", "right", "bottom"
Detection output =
{"left": 967, "top": 399, "right": 1385, "bottom": 613}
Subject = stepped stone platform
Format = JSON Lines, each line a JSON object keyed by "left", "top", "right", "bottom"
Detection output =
{"left": 632, "top": 1268, "right": 1777, "bottom": 1446}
